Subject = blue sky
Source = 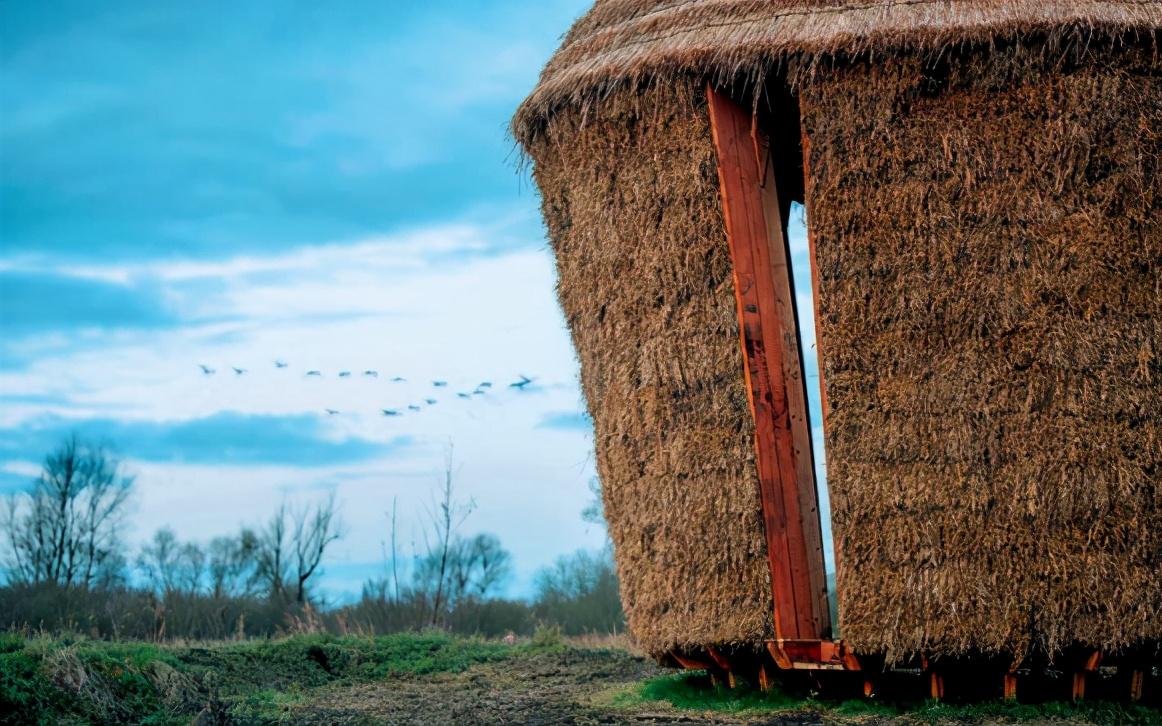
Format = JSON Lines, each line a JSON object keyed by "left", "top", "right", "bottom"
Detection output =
{"left": 0, "top": 0, "right": 831, "bottom": 600}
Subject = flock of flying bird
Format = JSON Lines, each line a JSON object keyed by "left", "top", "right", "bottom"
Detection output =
{"left": 196, "top": 361, "right": 536, "bottom": 417}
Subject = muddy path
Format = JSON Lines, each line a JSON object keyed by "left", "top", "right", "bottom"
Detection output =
{"left": 277, "top": 648, "right": 833, "bottom": 726}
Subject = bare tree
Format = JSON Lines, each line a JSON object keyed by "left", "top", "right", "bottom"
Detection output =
{"left": 533, "top": 548, "right": 623, "bottom": 635}
{"left": 256, "top": 504, "right": 290, "bottom": 600}
{"left": 137, "top": 528, "right": 207, "bottom": 596}
{"left": 1, "top": 436, "right": 133, "bottom": 588}
{"left": 417, "top": 446, "right": 475, "bottom": 624}
{"left": 449, "top": 533, "right": 511, "bottom": 601}
{"left": 177, "top": 541, "right": 206, "bottom": 595}
{"left": 207, "top": 529, "right": 260, "bottom": 598}
{"left": 138, "top": 527, "right": 181, "bottom": 595}
{"left": 389, "top": 496, "right": 401, "bottom": 603}
{"left": 291, "top": 493, "right": 343, "bottom": 604}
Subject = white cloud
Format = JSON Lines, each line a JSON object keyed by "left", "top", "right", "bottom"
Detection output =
{"left": 0, "top": 221, "right": 603, "bottom": 597}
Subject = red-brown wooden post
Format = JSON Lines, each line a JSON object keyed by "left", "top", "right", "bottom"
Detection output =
{"left": 705, "top": 647, "right": 737, "bottom": 689}
{"left": 1004, "top": 672, "right": 1018, "bottom": 702}
{"left": 929, "top": 671, "right": 946, "bottom": 701}
{"left": 707, "top": 85, "right": 831, "bottom": 643}
{"left": 758, "top": 662, "right": 774, "bottom": 691}
{"left": 1129, "top": 669, "right": 1145, "bottom": 702}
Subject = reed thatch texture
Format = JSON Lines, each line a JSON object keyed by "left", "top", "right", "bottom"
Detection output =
{"left": 514, "top": 0, "right": 1160, "bottom": 145}
{"left": 802, "top": 40, "right": 1162, "bottom": 661}
{"left": 528, "top": 81, "right": 775, "bottom": 657}
{"left": 516, "top": 0, "right": 1161, "bottom": 663}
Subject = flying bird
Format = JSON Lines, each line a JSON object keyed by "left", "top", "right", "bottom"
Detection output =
{"left": 472, "top": 388, "right": 486, "bottom": 396}
{"left": 363, "top": 370, "right": 378, "bottom": 378}
{"left": 275, "top": 360, "right": 289, "bottom": 368}
{"left": 457, "top": 392, "right": 471, "bottom": 399}
{"left": 339, "top": 371, "right": 351, "bottom": 378}
{"left": 432, "top": 381, "right": 448, "bottom": 387}
{"left": 425, "top": 398, "right": 438, "bottom": 405}
{"left": 509, "top": 375, "right": 534, "bottom": 390}
{"left": 408, "top": 405, "right": 421, "bottom": 412}
{"left": 306, "top": 370, "right": 322, "bottom": 377}
{"left": 381, "top": 409, "right": 401, "bottom": 417}
{"left": 391, "top": 376, "right": 406, "bottom": 383}
{"left": 325, "top": 408, "right": 340, "bottom": 415}
{"left": 199, "top": 364, "right": 215, "bottom": 376}
{"left": 478, "top": 382, "right": 492, "bottom": 389}
{"left": 233, "top": 367, "right": 247, "bottom": 375}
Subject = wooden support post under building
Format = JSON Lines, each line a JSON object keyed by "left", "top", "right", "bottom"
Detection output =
{"left": 1129, "top": 669, "right": 1145, "bottom": 702}
{"left": 1004, "top": 672, "right": 1018, "bottom": 702}
{"left": 1072, "top": 650, "right": 1101, "bottom": 702}
{"left": 705, "top": 647, "right": 736, "bottom": 689}
{"left": 929, "top": 671, "right": 946, "bottom": 701}
{"left": 1071, "top": 673, "right": 1087, "bottom": 702}
{"left": 758, "top": 662, "right": 774, "bottom": 692}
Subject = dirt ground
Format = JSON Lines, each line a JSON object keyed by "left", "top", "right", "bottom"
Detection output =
{"left": 280, "top": 648, "right": 832, "bottom": 726}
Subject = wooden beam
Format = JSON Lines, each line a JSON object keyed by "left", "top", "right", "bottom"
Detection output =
{"left": 707, "top": 84, "right": 830, "bottom": 642}
{"left": 1071, "top": 672, "right": 1087, "bottom": 702}
{"left": 1129, "top": 669, "right": 1145, "bottom": 702}
{"left": 1072, "top": 650, "right": 1100, "bottom": 702}
{"left": 753, "top": 127, "right": 830, "bottom": 634}
{"left": 767, "top": 641, "right": 794, "bottom": 670}
{"left": 767, "top": 639, "right": 861, "bottom": 671}
{"left": 705, "top": 647, "right": 737, "bottom": 688}
{"left": 758, "top": 662, "right": 774, "bottom": 691}
{"left": 1004, "top": 673, "right": 1018, "bottom": 702}
{"left": 929, "top": 671, "right": 946, "bottom": 701}
{"left": 671, "top": 653, "right": 714, "bottom": 672}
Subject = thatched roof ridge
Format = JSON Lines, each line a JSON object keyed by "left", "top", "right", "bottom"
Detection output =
{"left": 514, "top": 0, "right": 1161, "bottom": 143}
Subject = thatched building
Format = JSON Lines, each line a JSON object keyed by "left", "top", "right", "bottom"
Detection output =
{"left": 514, "top": 0, "right": 1161, "bottom": 671}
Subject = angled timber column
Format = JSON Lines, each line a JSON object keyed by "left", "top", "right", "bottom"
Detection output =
{"left": 706, "top": 85, "right": 831, "bottom": 642}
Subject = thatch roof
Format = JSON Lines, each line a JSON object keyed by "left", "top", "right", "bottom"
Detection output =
{"left": 514, "top": 0, "right": 1161, "bottom": 143}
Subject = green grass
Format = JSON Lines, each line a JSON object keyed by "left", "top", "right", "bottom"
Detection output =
{"left": 0, "top": 631, "right": 527, "bottom": 726}
{"left": 616, "top": 670, "right": 1162, "bottom": 725}
{"left": 4, "top": 633, "right": 1158, "bottom": 725}
{"left": 613, "top": 672, "right": 803, "bottom": 714}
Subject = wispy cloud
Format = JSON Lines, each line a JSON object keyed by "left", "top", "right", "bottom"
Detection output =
{"left": 0, "top": 412, "right": 410, "bottom": 467}
{"left": 0, "top": 270, "right": 179, "bottom": 335}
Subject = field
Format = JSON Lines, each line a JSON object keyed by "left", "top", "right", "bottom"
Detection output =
{"left": 1, "top": 632, "right": 1158, "bottom": 725}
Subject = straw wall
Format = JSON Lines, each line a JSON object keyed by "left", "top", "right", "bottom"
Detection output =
{"left": 802, "top": 40, "right": 1162, "bottom": 661}
{"left": 527, "top": 81, "right": 774, "bottom": 657}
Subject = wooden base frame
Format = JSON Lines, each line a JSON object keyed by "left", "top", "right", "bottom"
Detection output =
{"left": 667, "top": 644, "right": 1153, "bottom": 705}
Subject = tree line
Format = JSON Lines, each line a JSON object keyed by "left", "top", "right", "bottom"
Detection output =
{"left": 0, "top": 436, "right": 623, "bottom": 641}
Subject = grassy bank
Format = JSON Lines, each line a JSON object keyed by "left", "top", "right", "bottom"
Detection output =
{"left": 0, "top": 631, "right": 535, "bottom": 725}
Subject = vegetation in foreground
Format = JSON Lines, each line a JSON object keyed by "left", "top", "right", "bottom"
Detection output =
{"left": 612, "top": 671, "right": 1162, "bottom": 725}
{"left": 0, "top": 630, "right": 542, "bottom": 725}
{"left": 4, "top": 632, "right": 1159, "bottom": 726}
